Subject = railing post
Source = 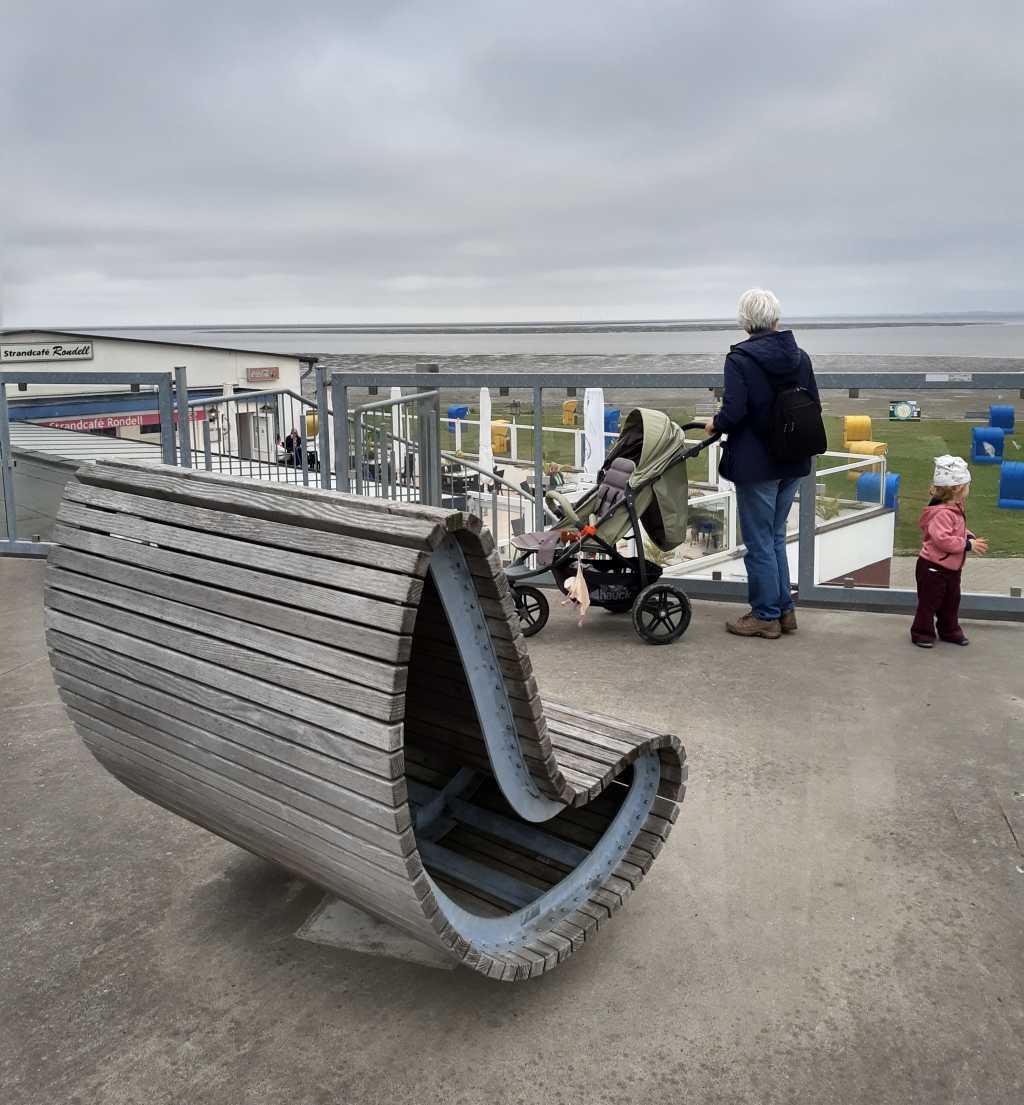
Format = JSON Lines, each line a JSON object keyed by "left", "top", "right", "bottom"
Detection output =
{"left": 0, "top": 383, "right": 18, "bottom": 544}
{"left": 201, "top": 415, "right": 213, "bottom": 471}
{"left": 157, "top": 375, "right": 176, "bottom": 465}
{"left": 354, "top": 412, "right": 365, "bottom": 496}
{"left": 299, "top": 417, "right": 310, "bottom": 486}
{"left": 315, "top": 364, "right": 331, "bottom": 489}
{"left": 797, "top": 469, "right": 818, "bottom": 594}
{"left": 533, "top": 386, "right": 544, "bottom": 530}
{"left": 174, "top": 366, "right": 190, "bottom": 468}
{"left": 334, "top": 383, "right": 350, "bottom": 492}
{"left": 431, "top": 392, "right": 443, "bottom": 506}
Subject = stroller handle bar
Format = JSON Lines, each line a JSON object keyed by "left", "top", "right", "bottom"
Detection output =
{"left": 677, "top": 421, "right": 722, "bottom": 457}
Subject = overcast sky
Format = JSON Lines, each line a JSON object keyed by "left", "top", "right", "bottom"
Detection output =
{"left": 3, "top": 0, "right": 1022, "bottom": 325}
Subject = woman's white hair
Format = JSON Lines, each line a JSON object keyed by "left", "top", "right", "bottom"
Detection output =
{"left": 737, "top": 288, "right": 781, "bottom": 333}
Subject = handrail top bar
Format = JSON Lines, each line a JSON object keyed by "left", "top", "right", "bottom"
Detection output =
{"left": 330, "top": 370, "right": 1024, "bottom": 390}
{"left": 352, "top": 390, "right": 440, "bottom": 414}
{"left": 1, "top": 371, "right": 173, "bottom": 385}
{"left": 186, "top": 387, "right": 314, "bottom": 409}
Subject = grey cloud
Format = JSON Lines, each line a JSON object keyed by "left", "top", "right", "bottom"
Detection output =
{"left": 3, "top": 0, "right": 1022, "bottom": 324}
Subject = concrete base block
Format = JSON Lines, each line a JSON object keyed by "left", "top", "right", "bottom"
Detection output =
{"left": 295, "top": 895, "right": 457, "bottom": 971}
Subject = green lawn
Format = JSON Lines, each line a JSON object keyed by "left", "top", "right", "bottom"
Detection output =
{"left": 824, "top": 416, "right": 1023, "bottom": 556}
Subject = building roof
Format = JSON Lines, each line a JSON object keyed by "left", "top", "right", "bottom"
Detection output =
{"left": 0, "top": 328, "right": 318, "bottom": 365}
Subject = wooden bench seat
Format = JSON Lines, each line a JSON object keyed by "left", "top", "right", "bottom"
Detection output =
{"left": 44, "top": 461, "right": 687, "bottom": 981}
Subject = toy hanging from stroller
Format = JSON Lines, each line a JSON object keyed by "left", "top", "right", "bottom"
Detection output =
{"left": 506, "top": 410, "right": 720, "bottom": 644}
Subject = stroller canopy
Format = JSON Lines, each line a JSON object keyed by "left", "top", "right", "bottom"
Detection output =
{"left": 605, "top": 408, "right": 690, "bottom": 550}
{"left": 541, "top": 407, "right": 691, "bottom": 552}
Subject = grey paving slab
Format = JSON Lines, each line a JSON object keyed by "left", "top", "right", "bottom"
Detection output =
{"left": 1, "top": 557, "right": 1022, "bottom": 1105}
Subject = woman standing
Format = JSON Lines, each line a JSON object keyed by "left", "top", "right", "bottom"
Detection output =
{"left": 705, "top": 288, "right": 822, "bottom": 639}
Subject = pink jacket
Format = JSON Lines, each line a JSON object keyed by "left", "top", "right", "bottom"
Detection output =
{"left": 919, "top": 500, "right": 975, "bottom": 570}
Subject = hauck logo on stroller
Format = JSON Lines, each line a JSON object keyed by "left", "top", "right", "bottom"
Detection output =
{"left": 506, "top": 410, "right": 720, "bottom": 645}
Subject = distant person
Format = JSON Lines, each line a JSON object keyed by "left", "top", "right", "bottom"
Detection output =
{"left": 705, "top": 288, "right": 825, "bottom": 638}
{"left": 275, "top": 435, "right": 287, "bottom": 463}
{"left": 285, "top": 427, "right": 302, "bottom": 466}
{"left": 911, "top": 455, "right": 987, "bottom": 648}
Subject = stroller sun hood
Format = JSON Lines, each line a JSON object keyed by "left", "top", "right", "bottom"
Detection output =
{"left": 553, "top": 408, "right": 692, "bottom": 552}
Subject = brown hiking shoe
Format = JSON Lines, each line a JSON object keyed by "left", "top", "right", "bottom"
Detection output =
{"left": 780, "top": 609, "right": 798, "bottom": 634}
{"left": 726, "top": 612, "right": 782, "bottom": 639}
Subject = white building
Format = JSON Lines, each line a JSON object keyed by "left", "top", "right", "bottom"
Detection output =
{"left": 0, "top": 329, "right": 315, "bottom": 444}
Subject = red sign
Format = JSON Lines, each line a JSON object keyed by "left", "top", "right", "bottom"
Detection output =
{"left": 35, "top": 410, "right": 205, "bottom": 432}
{"left": 246, "top": 366, "right": 280, "bottom": 383}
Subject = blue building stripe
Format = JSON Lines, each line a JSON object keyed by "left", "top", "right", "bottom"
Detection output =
{"left": 7, "top": 389, "right": 222, "bottom": 421}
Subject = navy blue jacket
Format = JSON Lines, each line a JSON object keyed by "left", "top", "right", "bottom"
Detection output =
{"left": 713, "top": 329, "right": 821, "bottom": 484}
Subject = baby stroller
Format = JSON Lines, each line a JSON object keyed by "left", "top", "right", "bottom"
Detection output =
{"left": 507, "top": 410, "right": 720, "bottom": 644}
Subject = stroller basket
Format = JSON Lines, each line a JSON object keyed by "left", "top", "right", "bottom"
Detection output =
{"left": 558, "top": 557, "right": 664, "bottom": 612}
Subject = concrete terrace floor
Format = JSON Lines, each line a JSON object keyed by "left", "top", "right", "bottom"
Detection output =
{"left": 2, "top": 556, "right": 1023, "bottom": 1105}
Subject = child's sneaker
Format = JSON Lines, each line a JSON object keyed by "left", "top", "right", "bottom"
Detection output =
{"left": 911, "top": 636, "right": 935, "bottom": 649}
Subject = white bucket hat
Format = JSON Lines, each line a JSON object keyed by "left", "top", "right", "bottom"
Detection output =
{"left": 933, "top": 454, "right": 971, "bottom": 487}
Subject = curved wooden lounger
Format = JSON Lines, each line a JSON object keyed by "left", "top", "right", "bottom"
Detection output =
{"left": 44, "top": 461, "right": 687, "bottom": 980}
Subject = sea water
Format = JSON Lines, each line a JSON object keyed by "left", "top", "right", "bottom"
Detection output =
{"left": 89, "top": 317, "right": 1024, "bottom": 360}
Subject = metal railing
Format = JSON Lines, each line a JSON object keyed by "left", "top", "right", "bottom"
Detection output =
{"left": 185, "top": 385, "right": 324, "bottom": 486}
{"left": 333, "top": 376, "right": 550, "bottom": 530}
{"left": 1, "top": 369, "right": 176, "bottom": 557}
{"left": 3, "top": 362, "right": 1023, "bottom": 623}
{"left": 327, "top": 369, "right": 1024, "bottom": 621}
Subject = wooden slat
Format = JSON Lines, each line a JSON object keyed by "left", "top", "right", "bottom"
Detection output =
{"left": 45, "top": 587, "right": 404, "bottom": 723}
{"left": 58, "top": 500, "right": 420, "bottom": 608}
{"left": 91, "top": 743, "right": 442, "bottom": 940}
{"left": 72, "top": 723, "right": 429, "bottom": 915}
{"left": 545, "top": 700, "right": 670, "bottom": 743}
{"left": 64, "top": 479, "right": 429, "bottom": 575}
{"left": 49, "top": 546, "right": 407, "bottom": 691}
{"left": 48, "top": 631, "right": 402, "bottom": 778}
{"left": 81, "top": 462, "right": 447, "bottom": 549}
{"left": 408, "top": 639, "right": 531, "bottom": 684}
{"left": 45, "top": 607, "right": 403, "bottom": 751}
{"left": 53, "top": 659, "right": 404, "bottom": 804}
{"left": 62, "top": 695, "right": 412, "bottom": 840}
{"left": 407, "top": 669, "right": 544, "bottom": 723}
{"left": 51, "top": 524, "right": 414, "bottom": 661}
{"left": 48, "top": 563, "right": 407, "bottom": 698}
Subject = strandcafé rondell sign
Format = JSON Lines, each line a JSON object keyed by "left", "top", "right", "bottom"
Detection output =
{"left": 1, "top": 340, "right": 94, "bottom": 363}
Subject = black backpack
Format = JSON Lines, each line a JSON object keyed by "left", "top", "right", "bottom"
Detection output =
{"left": 763, "top": 364, "right": 827, "bottom": 463}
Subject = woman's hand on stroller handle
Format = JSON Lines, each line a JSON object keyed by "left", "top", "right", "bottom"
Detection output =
{"left": 678, "top": 420, "right": 722, "bottom": 451}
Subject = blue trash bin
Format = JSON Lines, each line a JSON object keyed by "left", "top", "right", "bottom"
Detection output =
{"left": 447, "top": 404, "right": 470, "bottom": 433}
{"left": 989, "top": 405, "right": 1015, "bottom": 432}
{"left": 998, "top": 461, "right": 1024, "bottom": 509}
{"left": 604, "top": 409, "right": 621, "bottom": 435}
{"left": 971, "top": 426, "right": 1005, "bottom": 464}
{"left": 856, "top": 471, "right": 901, "bottom": 509}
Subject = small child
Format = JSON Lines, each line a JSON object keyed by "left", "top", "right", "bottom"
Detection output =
{"left": 911, "top": 455, "right": 988, "bottom": 648}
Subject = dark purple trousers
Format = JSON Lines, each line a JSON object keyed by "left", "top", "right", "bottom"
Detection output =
{"left": 911, "top": 556, "right": 964, "bottom": 642}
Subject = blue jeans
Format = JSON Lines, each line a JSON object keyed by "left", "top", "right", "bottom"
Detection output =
{"left": 735, "top": 478, "right": 800, "bottom": 621}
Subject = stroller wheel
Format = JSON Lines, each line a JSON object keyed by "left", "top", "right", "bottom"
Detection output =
{"left": 513, "top": 585, "right": 550, "bottom": 637}
{"left": 632, "top": 583, "right": 692, "bottom": 645}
